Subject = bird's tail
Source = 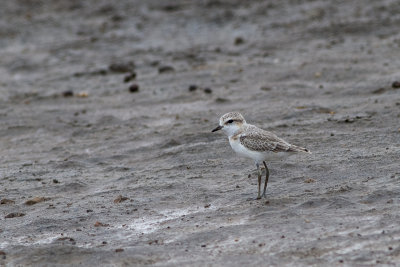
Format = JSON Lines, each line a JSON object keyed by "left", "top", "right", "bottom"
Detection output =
{"left": 288, "top": 144, "right": 312, "bottom": 154}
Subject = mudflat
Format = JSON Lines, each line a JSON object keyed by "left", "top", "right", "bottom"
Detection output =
{"left": 1, "top": 0, "right": 400, "bottom": 266}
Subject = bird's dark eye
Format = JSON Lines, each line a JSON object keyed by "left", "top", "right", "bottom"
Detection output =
{"left": 227, "top": 119, "right": 234, "bottom": 124}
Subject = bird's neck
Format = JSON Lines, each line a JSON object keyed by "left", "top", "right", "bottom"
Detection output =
{"left": 226, "top": 124, "right": 247, "bottom": 138}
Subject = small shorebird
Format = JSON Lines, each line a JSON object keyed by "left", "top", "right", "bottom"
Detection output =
{"left": 212, "top": 112, "right": 311, "bottom": 199}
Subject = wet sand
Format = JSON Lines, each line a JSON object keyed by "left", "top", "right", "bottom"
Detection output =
{"left": 1, "top": 0, "right": 400, "bottom": 265}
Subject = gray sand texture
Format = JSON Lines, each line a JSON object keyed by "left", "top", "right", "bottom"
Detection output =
{"left": 0, "top": 0, "right": 400, "bottom": 266}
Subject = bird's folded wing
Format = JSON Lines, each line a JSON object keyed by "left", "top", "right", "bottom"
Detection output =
{"left": 240, "top": 131, "right": 291, "bottom": 152}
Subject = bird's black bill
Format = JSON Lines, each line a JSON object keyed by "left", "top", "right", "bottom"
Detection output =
{"left": 211, "top": 125, "right": 223, "bottom": 132}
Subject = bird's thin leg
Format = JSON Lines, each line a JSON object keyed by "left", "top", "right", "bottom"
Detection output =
{"left": 256, "top": 162, "right": 261, "bottom": 199}
{"left": 262, "top": 161, "right": 269, "bottom": 198}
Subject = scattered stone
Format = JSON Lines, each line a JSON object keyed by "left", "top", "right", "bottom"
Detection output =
{"left": 392, "top": 81, "right": 400, "bottom": 88}
{"left": 204, "top": 204, "right": 211, "bottom": 208}
{"left": 215, "top": 97, "right": 229, "bottom": 103}
{"left": 129, "top": 84, "right": 139, "bottom": 93}
{"left": 158, "top": 66, "right": 175, "bottom": 73}
{"left": 94, "top": 221, "right": 110, "bottom": 227}
{"left": 102, "top": 241, "right": 107, "bottom": 244}
{"left": 62, "top": 90, "right": 74, "bottom": 97}
{"left": 304, "top": 178, "right": 315, "bottom": 183}
{"left": 260, "top": 86, "right": 271, "bottom": 91}
{"left": 188, "top": 85, "right": 197, "bottom": 92}
{"left": 114, "top": 195, "right": 129, "bottom": 203}
{"left": 150, "top": 60, "right": 159, "bottom": 67}
{"left": 115, "top": 248, "right": 124, "bottom": 252}
{"left": 204, "top": 88, "right": 212, "bottom": 94}
{"left": 372, "top": 88, "right": 385, "bottom": 94}
{"left": 201, "top": 244, "right": 206, "bottom": 247}
{"left": 25, "top": 197, "right": 49, "bottom": 205}
{"left": 76, "top": 92, "right": 89, "bottom": 97}
{"left": 234, "top": 37, "right": 245, "bottom": 45}
{"left": 87, "top": 209, "right": 93, "bottom": 213}
{"left": 74, "top": 69, "right": 107, "bottom": 77}
{"left": 111, "top": 14, "right": 124, "bottom": 22}
{"left": 1, "top": 199, "right": 15, "bottom": 205}
{"left": 53, "top": 179, "right": 59, "bottom": 184}
{"left": 5, "top": 212, "right": 25, "bottom": 218}
{"left": 124, "top": 72, "right": 136, "bottom": 83}
{"left": 109, "top": 62, "right": 135, "bottom": 73}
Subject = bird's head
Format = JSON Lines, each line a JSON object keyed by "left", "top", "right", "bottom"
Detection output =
{"left": 212, "top": 112, "right": 246, "bottom": 136}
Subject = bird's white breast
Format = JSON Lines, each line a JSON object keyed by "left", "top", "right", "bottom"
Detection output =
{"left": 229, "top": 135, "right": 266, "bottom": 162}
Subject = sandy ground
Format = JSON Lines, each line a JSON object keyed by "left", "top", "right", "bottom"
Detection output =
{"left": 1, "top": 0, "right": 400, "bottom": 266}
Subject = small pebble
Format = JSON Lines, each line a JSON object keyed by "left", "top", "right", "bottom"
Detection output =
{"left": 392, "top": 81, "right": 400, "bottom": 89}
{"left": 234, "top": 37, "right": 245, "bottom": 45}
{"left": 109, "top": 62, "right": 135, "bottom": 73}
{"left": 94, "top": 221, "right": 110, "bottom": 227}
{"left": 158, "top": 66, "right": 175, "bottom": 73}
{"left": 115, "top": 248, "right": 124, "bottom": 252}
{"left": 114, "top": 195, "right": 129, "bottom": 203}
{"left": 129, "top": 84, "right": 139, "bottom": 93}
{"left": 5, "top": 212, "right": 25, "bottom": 218}
{"left": 62, "top": 90, "right": 74, "bottom": 97}
{"left": 1, "top": 199, "right": 15, "bottom": 205}
{"left": 372, "top": 88, "right": 385, "bottom": 94}
{"left": 204, "top": 88, "right": 212, "bottom": 94}
{"left": 124, "top": 72, "right": 136, "bottom": 83}
{"left": 260, "top": 86, "right": 271, "bottom": 91}
{"left": 188, "top": 85, "right": 197, "bottom": 91}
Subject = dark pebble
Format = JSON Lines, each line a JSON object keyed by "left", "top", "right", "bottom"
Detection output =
{"left": 372, "top": 88, "right": 385, "bottom": 94}
{"left": 392, "top": 81, "right": 400, "bottom": 88}
{"left": 115, "top": 248, "right": 124, "bottom": 253}
{"left": 129, "top": 84, "right": 139, "bottom": 93}
{"left": 53, "top": 179, "right": 59, "bottom": 184}
{"left": 188, "top": 85, "right": 197, "bottom": 91}
{"left": 1, "top": 199, "right": 15, "bottom": 205}
{"left": 215, "top": 97, "right": 229, "bottom": 103}
{"left": 62, "top": 90, "right": 74, "bottom": 97}
{"left": 158, "top": 66, "right": 175, "bottom": 73}
{"left": 234, "top": 37, "right": 245, "bottom": 45}
{"left": 201, "top": 244, "right": 206, "bottom": 247}
{"left": 5, "top": 212, "right": 25, "bottom": 218}
{"left": 124, "top": 72, "right": 136, "bottom": 83}
{"left": 109, "top": 62, "right": 135, "bottom": 73}
{"left": 260, "top": 86, "right": 271, "bottom": 91}
{"left": 204, "top": 88, "right": 212, "bottom": 94}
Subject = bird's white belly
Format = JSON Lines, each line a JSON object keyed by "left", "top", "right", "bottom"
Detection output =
{"left": 229, "top": 137, "right": 266, "bottom": 162}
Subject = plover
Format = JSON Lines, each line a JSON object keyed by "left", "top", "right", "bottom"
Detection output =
{"left": 212, "top": 112, "right": 311, "bottom": 199}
